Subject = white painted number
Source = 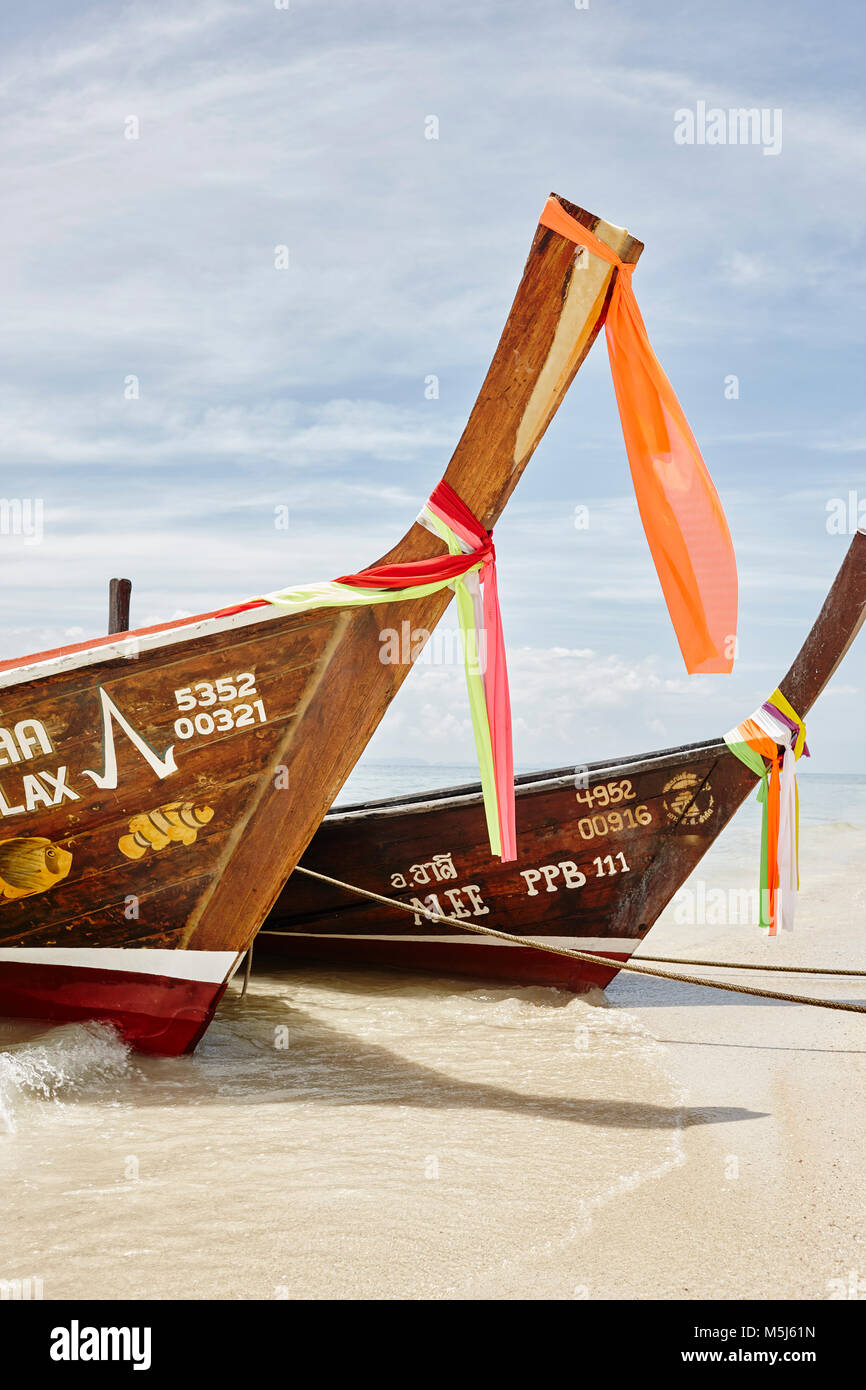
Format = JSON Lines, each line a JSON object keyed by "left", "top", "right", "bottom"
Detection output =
{"left": 174, "top": 698, "right": 267, "bottom": 741}
{"left": 592, "top": 853, "right": 630, "bottom": 877}
{"left": 520, "top": 861, "right": 587, "bottom": 896}
{"left": 173, "top": 672, "right": 259, "bottom": 711}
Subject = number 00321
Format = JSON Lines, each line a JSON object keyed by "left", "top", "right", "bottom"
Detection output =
{"left": 174, "top": 700, "right": 267, "bottom": 740}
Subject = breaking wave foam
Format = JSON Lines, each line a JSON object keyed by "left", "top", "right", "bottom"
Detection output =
{"left": 0, "top": 1023, "right": 131, "bottom": 1134}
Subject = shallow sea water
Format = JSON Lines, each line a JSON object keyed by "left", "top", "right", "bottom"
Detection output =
{"left": 0, "top": 971, "right": 689, "bottom": 1300}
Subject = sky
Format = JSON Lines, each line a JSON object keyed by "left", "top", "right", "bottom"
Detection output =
{"left": 0, "top": 0, "right": 864, "bottom": 774}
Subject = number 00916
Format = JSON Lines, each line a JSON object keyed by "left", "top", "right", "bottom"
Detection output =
{"left": 577, "top": 806, "right": 652, "bottom": 839}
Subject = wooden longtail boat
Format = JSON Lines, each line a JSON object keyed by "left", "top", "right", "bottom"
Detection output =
{"left": 0, "top": 194, "right": 643, "bottom": 1052}
{"left": 259, "top": 529, "right": 866, "bottom": 991}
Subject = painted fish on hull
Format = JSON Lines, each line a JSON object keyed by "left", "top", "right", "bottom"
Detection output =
{"left": 0, "top": 838, "right": 73, "bottom": 901}
{"left": 118, "top": 801, "right": 215, "bottom": 860}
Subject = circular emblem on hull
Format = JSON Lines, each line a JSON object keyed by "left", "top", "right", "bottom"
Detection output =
{"left": 662, "top": 772, "right": 714, "bottom": 826}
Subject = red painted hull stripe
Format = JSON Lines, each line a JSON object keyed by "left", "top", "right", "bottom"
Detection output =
{"left": 0, "top": 960, "right": 225, "bottom": 1056}
{"left": 255, "top": 936, "right": 630, "bottom": 992}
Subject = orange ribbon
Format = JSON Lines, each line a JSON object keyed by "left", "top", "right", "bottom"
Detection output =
{"left": 540, "top": 197, "right": 738, "bottom": 675}
{"left": 738, "top": 718, "right": 783, "bottom": 931}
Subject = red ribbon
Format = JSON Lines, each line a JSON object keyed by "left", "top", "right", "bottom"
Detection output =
{"left": 336, "top": 482, "right": 494, "bottom": 589}
{"left": 340, "top": 481, "right": 516, "bottom": 861}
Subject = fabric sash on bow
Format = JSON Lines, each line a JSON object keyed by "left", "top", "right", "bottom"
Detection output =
{"left": 261, "top": 480, "right": 516, "bottom": 861}
{"left": 539, "top": 197, "right": 738, "bottom": 676}
{"left": 724, "top": 689, "right": 808, "bottom": 934}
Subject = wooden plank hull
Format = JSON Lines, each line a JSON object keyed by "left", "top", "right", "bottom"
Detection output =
{"left": 0, "top": 603, "right": 353, "bottom": 1049}
{"left": 262, "top": 530, "right": 866, "bottom": 992}
{"left": 259, "top": 739, "right": 734, "bottom": 991}
{"left": 0, "top": 195, "right": 642, "bottom": 1050}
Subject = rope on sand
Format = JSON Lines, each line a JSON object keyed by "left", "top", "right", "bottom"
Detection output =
{"left": 289, "top": 867, "right": 866, "bottom": 1015}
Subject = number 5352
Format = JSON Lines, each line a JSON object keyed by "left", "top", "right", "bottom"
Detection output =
{"left": 174, "top": 672, "right": 257, "bottom": 710}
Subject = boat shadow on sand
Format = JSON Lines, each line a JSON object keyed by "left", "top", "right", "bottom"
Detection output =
{"left": 174, "top": 991, "right": 769, "bottom": 1132}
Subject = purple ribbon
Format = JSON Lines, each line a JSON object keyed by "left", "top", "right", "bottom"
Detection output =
{"left": 762, "top": 702, "right": 810, "bottom": 759}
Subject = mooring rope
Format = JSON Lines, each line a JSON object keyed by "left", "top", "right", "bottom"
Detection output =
{"left": 290, "top": 866, "right": 866, "bottom": 1015}
{"left": 637, "top": 955, "right": 866, "bottom": 977}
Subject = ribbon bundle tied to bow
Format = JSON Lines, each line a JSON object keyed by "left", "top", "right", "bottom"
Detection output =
{"left": 261, "top": 480, "right": 515, "bottom": 861}
{"left": 724, "top": 689, "right": 809, "bottom": 934}
{"left": 539, "top": 196, "right": 738, "bottom": 676}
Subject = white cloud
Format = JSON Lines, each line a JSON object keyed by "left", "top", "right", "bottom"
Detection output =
{"left": 0, "top": 0, "right": 863, "bottom": 773}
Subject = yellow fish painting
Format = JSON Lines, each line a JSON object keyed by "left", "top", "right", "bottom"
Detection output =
{"left": 119, "top": 801, "right": 214, "bottom": 861}
{"left": 0, "top": 837, "right": 73, "bottom": 901}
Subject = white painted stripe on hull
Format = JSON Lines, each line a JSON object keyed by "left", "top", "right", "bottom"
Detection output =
{"left": 259, "top": 932, "right": 638, "bottom": 953}
{"left": 0, "top": 602, "right": 289, "bottom": 691}
{"left": 0, "top": 947, "right": 240, "bottom": 984}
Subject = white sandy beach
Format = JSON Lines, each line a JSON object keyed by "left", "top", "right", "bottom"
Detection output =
{"left": 1, "top": 802, "right": 864, "bottom": 1302}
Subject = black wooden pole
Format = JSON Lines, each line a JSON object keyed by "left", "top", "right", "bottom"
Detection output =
{"left": 108, "top": 578, "right": 132, "bottom": 635}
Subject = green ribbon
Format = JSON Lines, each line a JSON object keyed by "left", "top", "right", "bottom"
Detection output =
{"left": 724, "top": 734, "right": 771, "bottom": 930}
{"left": 262, "top": 529, "right": 501, "bottom": 856}
{"left": 424, "top": 512, "right": 500, "bottom": 856}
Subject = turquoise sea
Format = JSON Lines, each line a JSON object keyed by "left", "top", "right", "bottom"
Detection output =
{"left": 339, "top": 758, "right": 866, "bottom": 829}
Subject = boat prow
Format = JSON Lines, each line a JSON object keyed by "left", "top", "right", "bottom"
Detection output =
{"left": 260, "top": 528, "right": 866, "bottom": 991}
{"left": 0, "top": 195, "right": 643, "bottom": 1050}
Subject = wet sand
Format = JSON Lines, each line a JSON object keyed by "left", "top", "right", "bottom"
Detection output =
{"left": 485, "top": 963, "right": 866, "bottom": 1300}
